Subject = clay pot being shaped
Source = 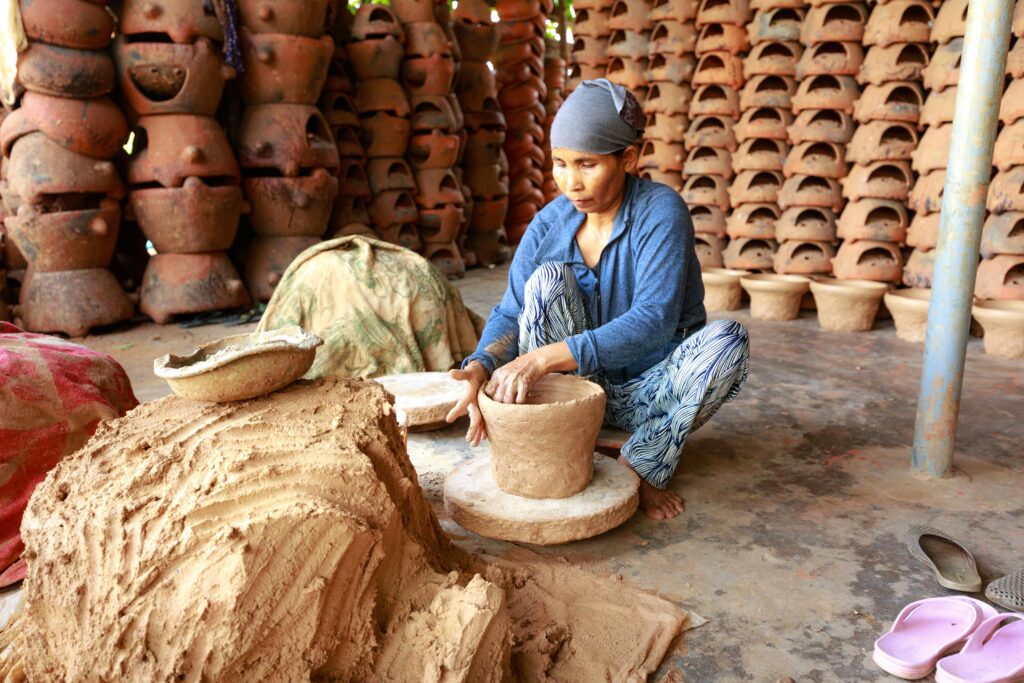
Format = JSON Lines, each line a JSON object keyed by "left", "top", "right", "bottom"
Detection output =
{"left": 606, "top": 30, "right": 649, "bottom": 60}
{"left": 7, "top": 200, "right": 119, "bottom": 272}
{"left": 831, "top": 239, "right": 903, "bottom": 283}
{"left": 697, "top": 23, "right": 751, "bottom": 55}
{"left": 130, "top": 177, "right": 248, "bottom": 252}
{"left": 800, "top": 3, "right": 867, "bottom": 44}
{"left": 743, "top": 40, "right": 801, "bottom": 77}
{"left": 735, "top": 107, "right": 791, "bottom": 141}
{"left": 931, "top": 0, "right": 968, "bottom": 44}
{"left": 113, "top": 37, "right": 234, "bottom": 117}
{"left": 858, "top": 43, "right": 929, "bottom": 87}
{"left": 355, "top": 79, "right": 411, "bottom": 117}
{"left": 884, "top": 288, "right": 930, "bottom": 343}
{"left": 838, "top": 199, "right": 908, "bottom": 243}
{"left": 902, "top": 248, "right": 935, "bottom": 288}
{"left": 242, "top": 236, "right": 319, "bottom": 302}
{"left": 17, "top": 268, "right": 133, "bottom": 336}
{"left": 981, "top": 212, "right": 1024, "bottom": 258}
{"left": 21, "top": 0, "right": 115, "bottom": 49}
{"left": 783, "top": 141, "right": 846, "bottom": 179}
{"left": 847, "top": 121, "right": 918, "bottom": 164}
{"left": 16, "top": 42, "right": 115, "bottom": 98}
{"left": 238, "top": 0, "right": 330, "bottom": 36}
{"left": 702, "top": 267, "right": 748, "bottom": 311}
{"left": 773, "top": 240, "right": 835, "bottom": 275}
{"left": 726, "top": 202, "right": 778, "bottom": 239}
{"left": 691, "top": 204, "right": 727, "bottom": 236}
{"left": 479, "top": 373, "right": 606, "bottom": 499}
{"left": 243, "top": 169, "right": 339, "bottom": 237}
{"left": 238, "top": 105, "right": 339, "bottom": 177}
{"left": 748, "top": 7, "right": 804, "bottom": 43}
{"left": 795, "top": 40, "right": 864, "bottom": 79}
{"left": 732, "top": 138, "right": 788, "bottom": 173}
{"left": 729, "top": 170, "right": 783, "bottom": 205}
{"left": 691, "top": 85, "right": 741, "bottom": 117}
{"left": 351, "top": 4, "right": 404, "bottom": 41}
{"left": 129, "top": 115, "right": 239, "bottom": 188}
{"left": 740, "top": 273, "right": 810, "bottom": 321}
{"left": 119, "top": 0, "right": 223, "bottom": 43}
{"left": 644, "top": 112, "right": 688, "bottom": 142}
{"left": 9, "top": 133, "right": 124, "bottom": 204}
{"left": 723, "top": 236, "right": 777, "bottom": 270}
{"left": 346, "top": 35, "right": 403, "bottom": 81}
{"left": 644, "top": 82, "right": 693, "bottom": 115}
{"left": 788, "top": 109, "right": 855, "bottom": 144}
{"left": 911, "top": 124, "right": 952, "bottom": 174}
{"left": 863, "top": 0, "right": 932, "bottom": 46}
{"left": 646, "top": 53, "right": 697, "bottom": 85}
{"left": 649, "top": 21, "right": 698, "bottom": 56}
{"left": 681, "top": 174, "right": 731, "bottom": 211}
{"left": 1, "top": 93, "right": 128, "bottom": 160}
{"left": 854, "top": 82, "right": 925, "bottom": 124}
{"left": 651, "top": 0, "right": 699, "bottom": 22}
{"left": 696, "top": 0, "right": 753, "bottom": 27}
{"left": 240, "top": 30, "right": 333, "bottom": 105}
{"left": 692, "top": 52, "right": 746, "bottom": 88}
{"left": 906, "top": 212, "right": 939, "bottom": 250}
{"left": 739, "top": 74, "right": 797, "bottom": 109}
{"left": 841, "top": 161, "right": 912, "bottom": 202}
{"left": 974, "top": 254, "right": 1024, "bottom": 301}
{"left": 366, "top": 158, "right": 416, "bottom": 195}
{"left": 988, "top": 167, "right": 1024, "bottom": 214}
{"left": 684, "top": 115, "right": 737, "bottom": 151}
{"left": 792, "top": 74, "right": 860, "bottom": 114}
{"left": 408, "top": 130, "right": 461, "bottom": 169}
{"left": 360, "top": 112, "right": 411, "bottom": 158}
{"left": 809, "top": 278, "right": 888, "bottom": 332}
{"left": 684, "top": 146, "right": 733, "bottom": 178}
{"left": 776, "top": 206, "right": 837, "bottom": 242}
{"left": 778, "top": 175, "right": 843, "bottom": 211}
{"left": 994, "top": 120, "right": 1024, "bottom": 172}
{"left": 923, "top": 39, "right": 963, "bottom": 92}
{"left": 695, "top": 232, "right": 727, "bottom": 268}
{"left": 604, "top": 58, "right": 649, "bottom": 91}
{"left": 972, "top": 301, "right": 1024, "bottom": 359}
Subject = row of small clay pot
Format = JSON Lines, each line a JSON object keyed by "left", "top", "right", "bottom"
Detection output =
{"left": 541, "top": 46, "right": 567, "bottom": 203}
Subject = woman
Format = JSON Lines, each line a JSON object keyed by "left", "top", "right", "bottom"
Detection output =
{"left": 446, "top": 79, "right": 750, "bottom": 520}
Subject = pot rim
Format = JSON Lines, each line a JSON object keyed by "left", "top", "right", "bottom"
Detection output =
{"left": 809, "top": 277, "right": 889, "bottom": 297}
{"left": 973, "top": 299, "right": 1024, "bottom": 320}
{"left": 741, "top": 272, "right": 811, "bottom": 293}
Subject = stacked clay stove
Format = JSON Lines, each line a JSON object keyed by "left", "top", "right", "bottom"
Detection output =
{"left": 681, "top": 0, "right": 751, "bottom": 269}
{"left": 1, "top": 0, "right": 134, "bottom": 335}
{"left": 455, "top": 0, "right": 513, "bottom": 267}
{"left": 568, "top": 0, "right": 612, "bottom": 91}
{"left": 236, "top": 0, "right": 339, "bottom": 302}
{"left": 843, "top": 0, "right": 930, "bottom": 286}
{"left": 496, "top": 0, "right": 552, "bottom": 243}
{"left": 606, "top": 0, "right": 653, "bottom": 103}
{"left": 542, "top": 39, "right": 566, "bottom": 203}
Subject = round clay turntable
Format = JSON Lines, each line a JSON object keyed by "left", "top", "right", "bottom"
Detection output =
{"left": 373, "top": 372, "right": 466, "bottom": 431}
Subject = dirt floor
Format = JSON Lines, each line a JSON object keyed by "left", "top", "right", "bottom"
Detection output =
{"left": 72, "top": 263, "right": 1024, "bottom": 682}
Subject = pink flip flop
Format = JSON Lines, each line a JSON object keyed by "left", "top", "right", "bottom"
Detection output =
{"left": 873, "top": 596, "right": 999, "bottom": 679}
{"left": 936, "top": 613, "right": 1024, "bottom": 683}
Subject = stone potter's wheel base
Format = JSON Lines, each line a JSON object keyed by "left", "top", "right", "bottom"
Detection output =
{"left": 444, "top": 454, "right": 640, "bottom": 545}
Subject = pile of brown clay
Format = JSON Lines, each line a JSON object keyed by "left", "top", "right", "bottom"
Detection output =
{"left": 0, "top": 378, "right": 689, "bottom": 681}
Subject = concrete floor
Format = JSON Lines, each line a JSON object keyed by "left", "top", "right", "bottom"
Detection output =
{"left": 77, "top": 263, "right": 1024, "bottom": 682}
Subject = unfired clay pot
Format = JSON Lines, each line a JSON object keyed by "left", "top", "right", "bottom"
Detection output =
{"left": 479, "top": 373, "right": 606, "bottom": 500}
{"left": 741, "top": 273, "right": 811, "bottom": 321}
{"left": 809, "top": 278, "right": 888, "bottom": 332}
{"left": 973, "top": 300, "right": 1024, "bottom": 359}
{"left": 884, "top": 288, "right": 930, "bottom": 343}
{"left": 702, "top": 267, "right": 747, "bottom": 312}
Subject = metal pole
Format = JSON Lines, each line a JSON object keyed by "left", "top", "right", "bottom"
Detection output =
{"left": 911, "top": 0, "right": 1013, "bottom": 477}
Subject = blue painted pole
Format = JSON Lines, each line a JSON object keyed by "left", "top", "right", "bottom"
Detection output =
{"left": 911, "top": 0, "right": 1014, "bottom": 477}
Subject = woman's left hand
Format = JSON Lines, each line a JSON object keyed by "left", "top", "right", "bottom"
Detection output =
{"left": 485, "top": 351, "right": 548, "bottom": 404}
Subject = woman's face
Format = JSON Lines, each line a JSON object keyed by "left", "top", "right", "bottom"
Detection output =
{"left": 551, "top": 147, "right": 636, "bottom": 214}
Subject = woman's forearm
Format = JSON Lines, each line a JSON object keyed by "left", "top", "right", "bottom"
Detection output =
{"left": 536, "top": 341, "right": 579, "bottom": 374}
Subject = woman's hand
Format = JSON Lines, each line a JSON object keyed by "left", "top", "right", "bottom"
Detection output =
{"left": 445, "top": 362, "right": 489, "bottom": 447}
{"left": 484, "top": 351, "right": 549, "bottom": 404}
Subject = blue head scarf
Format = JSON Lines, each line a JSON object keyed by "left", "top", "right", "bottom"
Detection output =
{"left": 548, "top": 78, "right": 645, "bottom": 155}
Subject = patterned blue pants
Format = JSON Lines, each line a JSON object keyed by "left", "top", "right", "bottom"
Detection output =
{"left": 519, "top": 262, "right": 750, "bottom": 489}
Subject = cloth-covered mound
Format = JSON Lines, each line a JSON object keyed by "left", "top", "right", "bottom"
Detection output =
{"left": 257, "top": 236, "right": 484, "bottom": 379}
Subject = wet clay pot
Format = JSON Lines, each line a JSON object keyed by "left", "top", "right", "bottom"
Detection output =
{"left": 729, "top": 170, "right": 783, "bottom": 205}
{"left": 360, "top": 113, "right": 411, "bottom": 158}
{"left": 243, "top": 236, "right": 319, "bottom": 301}
{"left": 723, "top": 236, "right": 778, "bottom": 270}
{"left": 238, "top": 105, "right": 339, "bottom": 176}
{"left": 119, "top": 0, "right": 224, "bottom": 43}
{"left": 981, "top": 212, "right": 1024, "bottom": 258}
{"left": 238, "top": 0, "right": 330, "bottom": 37}
{"left": 884, "top": 288, "right": 930, "bottom": 343}
{"left": 113, "top": 38, "right": 233, "bottom": 117}
{"left": 840, "top": 161, "right": 912, "bottom": 202}
{"left": 141, "top": 252, "right": 251, "bottom": 323}
{"left": 858, "top": 43, "right": 929, "bottom": 86}
{"left": 838, "top": 199, "right": 908, "bottom": 243}
{"left": 974, "top": 254, "right": 1024, "bottom": 301}
{"left": 692, "top": 84, "right": 740, "bottom": 117}
{"left": 702, "top": 267, "right": 748, "bottom": 311}
{"left": 130, "top": 177, "right": 248, "bottom": 252}
{"left": 726, "top": 203, "right": 777, "bottom": 239}
{"left": 240, "top": 30, "right": 333, "bottom": 105}
{"left": 973, "top": 301, "right": 1024, "bottom": 359}
{"left": 832, "top": 239, "right": 903, "bottom": 283}
{"left": 17, "top": 268, "right": 133, "bottom": 336}
{"left": 16, "top": 43, "right": 115, "bottom": 98}
{"left": 855, "top": 82, "right": 925, "bottom": 124}
{"left": 9, "top": 133, "right": 124, "bottom": 205}
{"left": 695, "top": 232, "right": 727, "bottom": 268}
{"left": 346, "top": 35, "right": 403, "bottom": 81}
{"left": 739, "top": 74, "right": 797, "bottom": 109}
{"left": 1, "top": 93, "right": 128, "bottom": 160}
{"left": 129, "top": 115, "right": 239, "bottom": 188}
{"left": 21, "top": 0, "right": 115, "bottom": 49}
{"left": 776, "top": 206, "right": 837, "bottom": 242}
{"left": 6, "top": 200, "right": 119, "bottom": 272}
{"left": 774, "top": 240, "right": 835, "bottom": 275}
{"left": 778, "top": 175, "right": 843, "bottom": 211}
{"left": 788, "top": 109, "right": 855, "bottom": 145}
{"left": 809, "top": 278, "right": 888, "bottom": 332}
{"left": 243, "top": 169, "right": 339, "bottom": 237}
{"left": 479, "top": 373, "right": 606, "bottom": 499}
{"left": 740, "top": 273, "right": 810, "bottom": 321}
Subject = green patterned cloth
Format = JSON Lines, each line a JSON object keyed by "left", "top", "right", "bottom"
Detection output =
{"left": 257, "top": 236, "right": 484, "bottom": 379}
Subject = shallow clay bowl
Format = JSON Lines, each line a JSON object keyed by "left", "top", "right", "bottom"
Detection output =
{"left": 154, "top": 326, "right": 323, "bottom": 402}
{"left": 479, "top": 374, "right": 606, "bottom": 499}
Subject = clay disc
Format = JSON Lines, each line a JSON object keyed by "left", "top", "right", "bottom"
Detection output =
{"left": 373, "top": 372, "right": 466, "bottom": 431}
{"left": 444, "top": 454, "right": 640, "bottom": 545}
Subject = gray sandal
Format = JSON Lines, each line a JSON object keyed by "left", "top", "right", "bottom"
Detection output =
{"left": 986, "top": 569, "right": 1024, "bottom": 610}
{"left": 906, "top": 525, "right": 983, "bottom": 592}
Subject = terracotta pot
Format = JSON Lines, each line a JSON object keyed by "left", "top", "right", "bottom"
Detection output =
{"left": 640, "top": 169, "right": 684, "bottom": 190}
{"left": 776, "top": 206, "right": 837, "bottom": 242}
{"left": 744, "top": 40, "right": 801, "bottom": 77}
{"left": 119, "top": 0, "right": 223, "bottom": 42}
{"left": 419, "top": 205, "right": 464, "bottom": 242}
{"left": 740, "top": 273, "right": 810, "bottom": 321}
{"left": 21, "top": 0, "right": 115, "bottom": 49}
{"left": 6, "top": 200, "right": 118, "bottom": 271}
{"left": 989, "top": 167, "right": 1024, "bottom": 214}
{"left": 323, "top": 55, "right": 354, "bottom": 93}
{"left": 364, "top": 158, "right": 414, "bottom": 195}
{"left": 607, "top": 0, "right": 655, "bottom": 32}
{"left": 402, "top": 53, "right": 458, "bottom": 96}
{"left": 567, "top": 62, "right": 608, "bottom": 85}
{"left": 457, "top": 60, "right": 499, "bottom": 103}
{"left": 238, "top": 0, "right": 330, "bottom": 36}
{"left": 651, "top": 0, "right": 698, "bottom": 21}
{"left": 359, "top": 113, "right": 410, "bottom": 158}
{"left": 1007, "top": 38, "right": 1024, "bottom": 79}
{"left": 783, "top": 141, "right": 847, "bottom": 179}
{"left": 795, "top": 40, "right": 863, "bottom": 79}
{"left": 681, "top": 174, "right": 731, "bottom": 211}
{"left": 902, "top": 248, "right": 935, "bottom": 289}
{"left": 463, "top": 129, "right": 506, "bottom": 166}
{"left": 931, "top": 0, "right": 968, "bottom": 45}
{"left": 332, "top": 126, "right": 365, "bottom": 160}
{"left": 130, "top": 177, "right": 248, "bottom": 252}
{"left": 974, "top": 254, "right": 1024, "bottom": 301}
{"left": 732, "top": 138, "right": 788, "bottom": 173}
{"left": 423, "top": 240, "right": 465, "bottom": 279}
{"left": 726, "top": 203, "right": 778, "bottom": 239}
{"left": 391, "top": 0, "right": 436, "bottom": 23}
{"left": 865, "top": 0, "right": 932, "bottom": 46}
{"left": 351, "top": 4, "right": 404, "bottom": 41}
{"left": 16, "top": 43, "right": 115, "bottom": 98}
{"left": 688, "top": 204, "right": 725, "bottom": 236}
{"left": 643, "top": 112, "right": 688, "bottom": 143}
{"left": 981, "top": 212, "right": 1024, "bottom": 258}
{"left": 788, "top": 109, "right": 855, "bottom": 145}
{"left": 328, "top": 195, "right": 371, "bottom": 232}
{"left": 923, "top": 40, "right": 963, "bottom": 92}
{"left": 831, "top": 239, "right": 903, "bottom": 283}
{"left": 605, "top": 30, "right": 647, "bottom": 60}
{"left": 454, "top": 23, "right": 499, "bottom": 63}
{"left": 692, "top": 52, "right": 745, "bottom": 88}
{"left": 778, "top": 174, "right": 843, "bottom": 211}
{"left": 855, "top": 82, "right": 924, "bottom": 124}
{"left": 414, "top": 169, "right": 464, "bottom": 209}
{"left": 369, "top": 190, "right": 418, "bottom": 227}
{"left": 571, "top": 8, "right": 610, "bottom": 37}
{"left": 644, "top": 82, "right": 694, "bottom": 115}
{"left": 800, "top": 3, "right": 867, "bottom": 44}
{"left": 911, "top": 124, "right": 952, "bottom": 174}
{"left": 648, "top": 21, "right": 697, "bottom": 56}
{"left": 240, "top": 30, "right": 332, "bottom": 105}
{"left": 1, "top": 93, "right": 127, "bottom": 160}
{"left": 238, "top": 105, "right": 339, "bottom": 176}
{"left": 690, "top": 85, "right": 739, "bottom": 118}
{"left": 684, "top": 146, "right": 733, "bottom": 178}
{"left": 112, "top": 38, "right": 232, "bottom": 117}
{"left": 242, "top": 236, "right": 318, "bottom": 302}
{"left": 748, "top": 7, "right": 804, "bottom": 43}
{"left": 684, "top": 115, "right": 737, "bottom": 151}
{"left": 751, "top": 0, "right": 804, "bottom": 10}
{"left": 1000, "top": 79, "right": 1024, "bottom": 126}
{"left": 729, "top": 170, "right": 783, "bottom": 205}
{"left": 346, "top": 36, "right": 403, "bottom": 81}
{"left": 335, "top": 159, "right": 371, "bottom": 197}
{"left": 327, "top": 220, "right": 375, "bottom": 240}
{"left": 774, "top": 240, "right": 835, "bottom": 275}
{"left": 723, "top": 236, "right": 777, "bottom": 270}
{"left": 696, "top": 0, "right": 752, "bottom": 27}
{"left": 702, "top": 267, "right": 747, "bottom": 311}
{"left": 408, "top": 130, "right": 461, "bottom": 169}
{"left": 129, "top": 115, "right": 239, "bottom": 188}
{"left": 355, "top": 79, "right": 410, "bottom": 116}
{"left": 467, "top": 228, "right": 511, "bottom": 266}
{"left": 9, "top": 133, "right": 123, "bottom": 204}
{"left": 739, "top": 74, "right": 797, "bottom": 109}
{"left": 792, "top": 74, "right": 860, "bottom": 114}
{"left": 405, "top": 21, "right": 453, "bottom": 58}
{"left": 695, "top": 232, "right": 727, "bottom": 268}
{"left": 973, "top": 301, "right": 1024, "bottom": 359}
{"left": 243, "top": 169, "right": 338, "bottom": 237}
{"left": 846, "top": 121, "right": 918, "bottom": 165}
{"left": 809, "top": 278, "right": 888, "bottom": 331}
{"left": 906, "top": 212, "right": 939, "bottom": 250}
{"left": 409, "top": 95, "right": 457, "bottom": 133}
{"left": 884, "top": 288, "right": 930, "bottom": 342}
{"left": 646, "top": 53, "right": 697, "bottom": 85}
{"left": 470, "top": 197, "right": 509, "bottom": 230}
{"left": 837, "top": 199, "right": 908, "bottom": 243}
{"left": 994, "top": 120, "right": 1024, "bottom": 172}
{"left": 858, "top": 43, "right": 929, "bottom": 87}
{"left": 18, "top": 267, "right": 133, "bottom": 336}
{"left": 908, "top": 170, "right": 946, "bottom": 216}
{"left": 604, "top": 57, "right": 649, "bottom": 91}
{"left": 698, "top": 23, "right": 752, "bottom": 55}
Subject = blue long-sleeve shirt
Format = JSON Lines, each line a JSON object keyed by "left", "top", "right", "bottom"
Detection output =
{"left": 465, "top": 175, "right": 706, "bottom": 384}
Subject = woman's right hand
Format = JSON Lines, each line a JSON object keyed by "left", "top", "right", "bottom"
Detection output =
{"left": 445, "top": 362, "right": 489, "bottom": 447}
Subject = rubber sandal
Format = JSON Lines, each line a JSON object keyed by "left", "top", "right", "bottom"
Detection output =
{"left": 987, "top": 569, "right": 1024, "bottom": 611}
{"left": 935, "top": 613, "right": 1024, "bottom": 683}
{"left": 873, "top": 596, "right": 998, "bottom": 680}
{"left": 907, "top": 525, "right": 984, "bottom": 592}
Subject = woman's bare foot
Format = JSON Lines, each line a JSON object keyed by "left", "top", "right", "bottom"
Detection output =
{"left": 617, "top": 456, "right": 684, "bottom": 520}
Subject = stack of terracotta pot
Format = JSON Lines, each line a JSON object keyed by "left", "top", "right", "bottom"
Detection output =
{"left": 679, "top": 0, "right": 750, "bottom": 269}
{"left": 455, "top": 0, "right": 512, "bottom": 267}
{"left": 1, "top": 0, "right": 134, "bottom": 335}
{"left": 542, "top": 39, "right": 566, "bottom": 203}
{"left": 605, "top": 0, "right": 653, "bottom": 102}
{"left": 496, "top": 0, "right": 551, "bottom": 243}
{"left": 234, "top": 0, "right": 339, "bottom": 302}
{"left": 638, "top": 0, "right": 695, "bottom": 193}
{"left": 0, "top": 108, "right": 24, "bottom": 312}
{"left": 569, "top": 0, "right": 612, "bottom": 92}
